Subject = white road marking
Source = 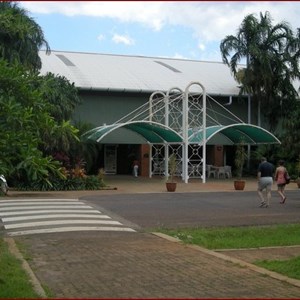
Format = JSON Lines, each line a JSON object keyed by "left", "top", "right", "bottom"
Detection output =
{"left": 0, "top": 201, "right": 80, "bottom": 206}
{"left": 7, "top": 226, "right": 136, "bottom": 237}
{"left": 0, "top": 199, "right": 78, "bottom": 203}
{"left": 5, "top": 219, "right": 123, "bottom": 229}
{"left": 0, "top": 205, "right": 93, "bottom": 211}
{"left": 0, "top": 198, "right": 136, "bottom": 235}
{"left": 0, "top": 209, "right": 101, "bottom": 216}
{"left": 3, "top": 214, "right": 111, "bottom": 222}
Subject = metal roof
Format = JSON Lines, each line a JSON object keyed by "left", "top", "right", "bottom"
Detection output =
{"left": 39, "top": 50, "right": 242, "bottom": 96}
{"left": 82, "top": 121, "right": 280, "bottom": 145}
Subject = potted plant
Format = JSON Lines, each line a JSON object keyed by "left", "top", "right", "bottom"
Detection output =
{"left": 166, "top": 153, "right": 177, "bottom": 192}
{"left": 234, "top": 141, "right": 247, "bottom": 190}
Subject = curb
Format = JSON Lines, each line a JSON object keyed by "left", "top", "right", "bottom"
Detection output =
{"left": 152, "top": 232, "right": 300, "bottom": 289}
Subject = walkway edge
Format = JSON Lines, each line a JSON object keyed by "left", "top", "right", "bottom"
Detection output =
{"left": 4, "top": 237, "right": 47, "bottom": 298}
{"left": 152, "top": 232, "right": 300, "bottom": 289}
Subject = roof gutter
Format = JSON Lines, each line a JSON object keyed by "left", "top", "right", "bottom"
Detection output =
{"left": 79, "top": 87, "right": 241, "bottom": 97}
{"left": 79, "top": 87, "right": 158, "bottom": 94}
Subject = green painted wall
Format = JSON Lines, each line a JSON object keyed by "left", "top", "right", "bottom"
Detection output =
{"left": 73, "top": 90, "right": 261, "bottom": 129}
{"left": 73, "top": 90, "right": 149, "bottom": 127}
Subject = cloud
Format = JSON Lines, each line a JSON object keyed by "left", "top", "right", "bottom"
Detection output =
{"left": 97, "top": 34, "right": 105, "bottom": 42}
{"left": 112, "top": 34, "right": 135, "bottom": 46}
{"left": 22, "top": 1, "right": 300, "bottom": 37}
{"left": 198, "top": 43, "right": 205, "bottom": 51}
{"left": 172, "top": 53, "right": 189, "bottom": 60}
{"left": 21, "top": 1, "right": 300, "bottom": 58}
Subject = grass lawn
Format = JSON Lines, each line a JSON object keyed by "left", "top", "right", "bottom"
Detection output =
{"left": 157, "top": 223, "right": 300, "bottom": 249}
{"left": 255, "top": 257, "right": 300, "bottom": 280}
{"left": 0, "top": 239, "right": 40, "bottom": 298}
{"left": 157, "top": 223, "right": 300, "bottom": 281}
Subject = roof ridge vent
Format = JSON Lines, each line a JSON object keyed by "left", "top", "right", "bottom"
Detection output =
{"left": 56, "top": 54, "right": 76, "bottom": 66}
{"left": 154, "top": 60, "right": 181, "bottom": 73}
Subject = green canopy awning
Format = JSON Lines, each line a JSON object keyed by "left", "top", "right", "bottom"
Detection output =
{"left": 82, "top": 122, "right": 280, "bottom": 145}
{"left": 81, "top": 121, "right": 183, "bottom": 144}
{"left": 189, "top": 124, "right": 281, "bottom": 145}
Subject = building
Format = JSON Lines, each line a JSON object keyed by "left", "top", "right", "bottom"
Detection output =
{"left": 39, "top": 50, "right": 279, "bottom": 180}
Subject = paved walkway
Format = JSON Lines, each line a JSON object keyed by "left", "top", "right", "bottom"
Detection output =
{"left": 3, "top": 176, "right": 300, "bottom": 298}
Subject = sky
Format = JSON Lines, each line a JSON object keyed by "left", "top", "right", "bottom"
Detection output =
{"left": 20, "top": 1, "right": 300, "bottom": 62}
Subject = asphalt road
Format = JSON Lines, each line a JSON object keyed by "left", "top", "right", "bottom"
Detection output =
{"left": 82, "top": 190, "right": 300, "bottom": 229}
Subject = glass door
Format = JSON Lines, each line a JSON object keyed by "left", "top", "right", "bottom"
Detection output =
{"left": 104, "top": 145, "right": 117, "bottom": 174}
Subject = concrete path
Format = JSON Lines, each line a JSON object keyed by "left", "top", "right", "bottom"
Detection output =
{"left": 2, "top": 176, "right": 300, "bottom": 298}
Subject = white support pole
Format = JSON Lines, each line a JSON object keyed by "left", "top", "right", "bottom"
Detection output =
{"left": 165, "top": 93, "right": 169, "bottom": 179}
{"left": 247, "top": 94, "right": 251, "bottom": 169}
{"left": 183, "top": 89, "right": 189, "bottom": 183}
{"left": 202, "top": 90, "right": 207, "bottom": 184}
{"left": 185, "top": 82, "right": 206, "bottom": 184}
{"left": 149, "top": 144, "right": 152, "bottom": 178}
{"left": 149, "top": 91, "right": 166, "bottom": 178}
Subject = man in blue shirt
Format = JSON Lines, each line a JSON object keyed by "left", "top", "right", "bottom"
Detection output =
{"left": 257, "top": 157, "right": 274, "bottom": 208}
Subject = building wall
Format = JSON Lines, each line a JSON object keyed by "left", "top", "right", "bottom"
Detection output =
{"left": 73, "top": 90, "right": 149, "bottom": 126}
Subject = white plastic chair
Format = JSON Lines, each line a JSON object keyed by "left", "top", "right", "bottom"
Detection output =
{"left": 224, "top": 165, "right": 232, "bottom": 178}
{"left": 206, "top": 165, "right": 217, "bottom": 178}
{"left": 217, "top": 167, "right": 226, "bottom": 179}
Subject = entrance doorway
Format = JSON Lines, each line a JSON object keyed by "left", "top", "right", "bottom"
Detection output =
{"left": 104, "top": 145, "right": 117, "bottom": 174}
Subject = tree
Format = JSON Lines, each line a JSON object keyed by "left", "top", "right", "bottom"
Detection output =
{"left": 38, "top": 73, "right": 82, "bottom": 122}
{"left": 220, "top": 11, "right": 299, "bottom": 130}
{"left": 0, "top": 59, "right": 81, "bottom": 188}
{"left": 36, "top": 73, "right": 82, "bottom": 161}
{"left": 0, "top": 1, "right": 50, "bottom": 71}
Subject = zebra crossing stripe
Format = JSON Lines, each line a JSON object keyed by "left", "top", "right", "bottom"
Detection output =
{"left": 0, "top": 209, "right": 101, "bottom": 216}
{"left": 2, "top": 214, "right": 110, "bottom": 222}
{"left": 0, "top": 205, "right": 93, "bottom": 211}
{"left": 0, "top": 201, "right": 81, "bottom": 206}
{"left": 0, "top": 198, "right": 137, "bottom": 235}
{"left": 5, "top": 219, "right": 123, "bottom": 229}
{"left": 0, "top": 199, "right": 78, "bottom": 203}
{"left": 7, "top": 226, "right": 136, "bottom": 237}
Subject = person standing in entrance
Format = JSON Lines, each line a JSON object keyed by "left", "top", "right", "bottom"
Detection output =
{"left": 275, "top": 160, "right": 288, "bottom": 204}
{"left": 132, "top": 159, "right": 139, "bottom": 177}
{"left": 257, "top": 157, "right": 274, "bottom": 208}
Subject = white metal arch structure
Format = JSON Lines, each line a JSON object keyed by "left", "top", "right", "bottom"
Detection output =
{"left": 82, "top": 81, "right": 281, "bottom": 184}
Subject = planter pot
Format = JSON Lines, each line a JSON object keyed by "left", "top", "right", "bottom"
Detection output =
{"left": 166, "top": 182, "right": 177, "bottom": 192}
{"left": 234, "top": 180, "right": 246, "bottom": 191}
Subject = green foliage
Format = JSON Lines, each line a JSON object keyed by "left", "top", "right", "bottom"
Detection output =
{"left": 0, "top": 3, "right": 85, "bottom": 191}
{"left": 97, "top": 168, "right": 106, "bottom": 186}
{"left": 220, "top": 11, "right": 300, "bottom": 130}
{"left": 15, "top": 148, "right": 65, "bottom": 188}
{"left": 0, "top": 58, "right": 84, "bottom": 189}
{"left": 234, "top": 141, "right": 247, "bottom": 179}
{"left": 38, "top": 72, "right": 82, "bottom": 122}
{"left": 280, "top": 101, "right": 300, "bottom": 162}
{"left": 168, "top": 153, "right": 177, "bottom": 183}
{"left": 0, "top": 1, "right": 50, "bottom": 72}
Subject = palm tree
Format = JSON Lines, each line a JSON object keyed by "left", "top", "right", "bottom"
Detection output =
{"left": 220, "top": 11, "right": 299, "bottom": 130}
{"left": 0, "top": 1, "right": 50, "bottom": 71}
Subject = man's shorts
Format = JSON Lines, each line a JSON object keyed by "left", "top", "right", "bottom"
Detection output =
{"left": 258, "top": 177, "right": 273, "bottom": 191}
